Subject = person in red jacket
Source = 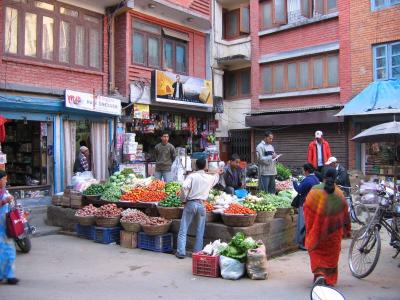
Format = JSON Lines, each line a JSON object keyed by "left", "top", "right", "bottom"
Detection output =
{"left": 307, "top": 131, "right": 331, "bottom": 172}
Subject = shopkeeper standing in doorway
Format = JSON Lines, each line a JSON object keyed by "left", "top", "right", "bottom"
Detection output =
{"left": 155, "top": 131, "right": 176, "bottom": 182}
{"left": 73, "top": 146, "right": 91, "bottom": 173}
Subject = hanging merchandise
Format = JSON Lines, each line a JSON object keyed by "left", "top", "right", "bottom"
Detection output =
{"left": 0, "top": 115, "right": 7, "bottom": 143}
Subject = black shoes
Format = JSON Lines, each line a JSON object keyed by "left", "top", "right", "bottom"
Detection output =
{"left": 314, "top": 276, "right": 326, "bottom": 286}
{"left": 7, "top": 278, "right": 19, "bottom": 285}
{"left": 175, "top": 253, "right": 185, "bottom": 259}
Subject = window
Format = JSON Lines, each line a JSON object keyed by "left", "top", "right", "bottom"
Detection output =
{"left": 223, "top": 5, "right": 250, "bottom": 40}
{"left": 261, "top": 0, "right": 337, "bottom": 29}
{"left": 371, "top": 0, "right": 400, "bottom": 10}
{"left": 261, "top": 53, "right": 339, "bottom": 94}
{"left": 3, "top": 1, "right": 103, "bottom": 70}
{"left": 224, "top": 69, "right": 251, "bottom": 99}
{"left": 373, "top": 41, "right": 400, "bottom": 80}
{"left": 132, "top": 20, "right": 188, "bottom": 74}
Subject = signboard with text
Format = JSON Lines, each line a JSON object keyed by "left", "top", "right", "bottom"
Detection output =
{"left": 65, "top": 90, "right": 121, "bottom": 116}
{"left": 154, "top": 70, "right": 213, "bottom": 108}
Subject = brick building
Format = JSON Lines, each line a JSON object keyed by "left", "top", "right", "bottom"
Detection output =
{"left": 345, "top": 1, "right": 400, "bottom": 175}
{"left": 241, "top": 0, "right": 351, "bottom": 171}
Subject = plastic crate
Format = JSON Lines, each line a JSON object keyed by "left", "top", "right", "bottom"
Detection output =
{"left": 94, "top": 226, "right": 121, "bottom": 244}
{"left": 192, "top": 252, "right": 220, "bottom": 278}
{"left": 138, "top": 232, "right": 173, "bottom": 253}
{"left": 76, "top": 224, "right": 95, "bottom": 240}
{"left": 120, "top": 231, "right": 138, "bottom": 249}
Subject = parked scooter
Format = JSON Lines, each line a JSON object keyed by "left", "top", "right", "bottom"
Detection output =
{"left": 13, "top": 201, "right": 35, "bottom": 253}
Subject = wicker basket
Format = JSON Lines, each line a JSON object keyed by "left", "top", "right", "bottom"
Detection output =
{"left": 61, "top": 195, "right": 71, "bottom": 207}
{"left": 95, "top": 216, "right": 120, "bottom": 228}
{"left": 84, "top": 194, "right": 102, "bottom": 202}
{"left": 157, "top": 206, "right": 183, "bottom": 219}
{"left": 52, "top": 195, "right": 63, "bottom": 206}
{"left": 221, "top": 213, "right": 256, "bottom": 227}
{"left": 75, "top": 215, "right": 96, "bottom": 226}
{"left": 255, "top": 210, "right": 276, "bottom": 223}
{"left": 141, "top": 221, "right": 171, "bottom": 236}
{"left": 121, "top": 221, "right": 142, "bottom": 233}
{"left": 70, "top": 192, "right": 83, "bottom": 209}
{"left": 274, "top": 208, "right": 292, "bottom": 219}
{"left": 206, "top": 212, "right": 217, "bottom": 222}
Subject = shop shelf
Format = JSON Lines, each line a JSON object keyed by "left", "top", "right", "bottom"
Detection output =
{"left": 138, "top": 232, "right": 173, "bottom": 253}
{"left": 76, "top": 224, "right": 95, "bottom": 240}
{"left": 94, "top": 226, "right": 121, "bottom": 244}
{"left": 192, "top": 253, "right": 220, "bottom": 278}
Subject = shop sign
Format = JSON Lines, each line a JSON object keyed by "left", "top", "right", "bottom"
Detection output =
{"left": 65, "top": 90, "right": 121, "bottom": 116}
{"left": 154, "top": 70, "right": 213, "bottom": 108}
{"left": 133, "top": 104, "right": 150, "bottom": 120}
{"left": 130, "top": 81, "right": 151, "bottom": 105}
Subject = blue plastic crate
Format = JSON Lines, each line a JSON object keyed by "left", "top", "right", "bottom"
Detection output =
{"left": 138, "top": 232, "right": 173, "bottom": 253}
{"left": 76, "top": 224, "right": 95, "bottom": 240}
{"left": 94, "top": 226, "right": 121, "bottom": 244}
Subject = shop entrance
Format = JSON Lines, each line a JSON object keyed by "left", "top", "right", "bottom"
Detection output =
{"left": 2, "top": 120, "right": 51, "bottom": 198}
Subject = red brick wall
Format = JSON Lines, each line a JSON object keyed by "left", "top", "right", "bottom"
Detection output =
{"left": 0, "top": 0, "right": 109, "bottom": 95}
{"left": 115, "top": 11, "right": 207, "bottom": 97}
{"left": 167, "top": 0, "right": 210, "bottom": 17}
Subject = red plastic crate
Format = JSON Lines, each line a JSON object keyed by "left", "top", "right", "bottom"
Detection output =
{"left": 192, "top": 252, "right": 220, "bottom": 278}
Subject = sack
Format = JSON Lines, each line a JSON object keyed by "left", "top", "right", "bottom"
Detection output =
{"left": 291, "top": 194, "right": 303, "bottom": 208}
{"left": 219, "top": 255, "right": 245, "bottom": 280}
{"left": 246, "top": 243, "right": 268, "bottom": 280}
{"left": 6, "top": 208, "right": 25, "bottom": 238}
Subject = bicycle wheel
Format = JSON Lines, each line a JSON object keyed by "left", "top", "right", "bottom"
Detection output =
{"left": 354, "top": 203, "right": 371, "bottom": 225}
{"left": 348, "top": 226, "right": 381, "bottom": 278}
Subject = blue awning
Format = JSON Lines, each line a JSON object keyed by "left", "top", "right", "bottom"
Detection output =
{"left": 0, "top": 93, "right": 63, "bottom": 113}
{"left": 336, "top": 79, "right": 400, "bottom": 116}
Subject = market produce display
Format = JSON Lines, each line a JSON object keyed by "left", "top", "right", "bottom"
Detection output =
{"left": 83, "top": 184, "right": 105, "bottom": 196}
{"left": 120, "top": 209, "right": 149, "bottom": 224}
{"left": 224, "top": 203, "right": 256, "bottom": 215}
{"left": 275, "top": 180, "right": 293, "bottom": 192}
{"left": 109, "top": 171, "right": 128, "bottom": 187}
{"left": 243, "top": 200, "right": 276, "bottom": 212}
{"left": 204, "top": 201, "right": 214, "bottom": 212}
{"left": 143, "top": 216, "right": 170, "bottom": 225}
{"left": 164, "top": 182, "right": 182, "bottom": 196}
{"left": 158, "top": 195, "right": 182, "bottom": 207}
{"left": 75, "top": 204, "right": 98, "bottom": 216}
{"left": 220, "top": 232, "right": 260, "bottom": 262}
{"left": 276, "top": 163, "right": 292, "bottom": 181}
{"left": 147, "top": 179, "right": 166, "bottom": 191}
{"left": 246, "top": 178, "right": 258, "bottom": 188}
{"left": 95, "top": 204, "right": 123, "bottom": 218}
{"left": 101, "top": 185, "right": 122, "bottom": 202}
{"left": 120, "top": 188, "right": 167, "bottom": 203}
{"left": 208, "top": 189, "right": 222, "bottom": 202}
{"left": 257, "top": 191, "right": 294, "bottom": 209}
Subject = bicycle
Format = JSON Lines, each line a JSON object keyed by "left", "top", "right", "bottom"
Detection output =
{"left": 338, "top": 185, "right": 370, "bottom": 226}
{"left": 348, "top": 185, "right": 400, "bottom": 278}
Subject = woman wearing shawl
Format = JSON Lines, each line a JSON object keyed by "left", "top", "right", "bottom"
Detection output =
{"left": 303, "top": 167, "right": 351, "bottom": 286}
{"left": 0, "top": 171, "right": 19, "bottom": 284}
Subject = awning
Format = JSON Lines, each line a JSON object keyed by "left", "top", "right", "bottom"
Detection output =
{"left": 336, "top": 79, "right": 400, "bottom": 116}
{"left": 162, "top": 28, "right": 190, "bottom": 41}
{"left": 0, "top": 93, "right": 63, "bottom": 113}
{"left": 246, "top": 107, "right": 343, "bottom": 127}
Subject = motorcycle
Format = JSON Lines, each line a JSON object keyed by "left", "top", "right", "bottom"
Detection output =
{"left": 13, "top": 201, "right": 35, "bottom": 253}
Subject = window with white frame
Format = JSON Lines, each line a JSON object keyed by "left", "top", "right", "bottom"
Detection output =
{"left": 371, "top": 0, "right": 400, "bottom": 11}
{"left": 373, "top": 41, "right": 400, "bottom": 80}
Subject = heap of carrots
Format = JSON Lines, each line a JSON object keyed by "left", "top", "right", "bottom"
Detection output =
{"left": 224, "top": 203, "right": 256, "bottom": 215}
{"left": 204, "top": 201, "right": 214, "bottom": 212}
{"left": 121, "top": 188, "right": 167, "bottom": 203}
{"left": 147, "top": 180, "right": 166, "bottom": 191}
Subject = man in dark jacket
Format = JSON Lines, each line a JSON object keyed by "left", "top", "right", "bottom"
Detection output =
{"left": 223, "top": 154, "right": 244, "bottom": 195}
{"left": 325, "top": 156, "right": 350, "bottom": 188}
{"left": 172, "top": 75, "right": 184, "bottom": 100}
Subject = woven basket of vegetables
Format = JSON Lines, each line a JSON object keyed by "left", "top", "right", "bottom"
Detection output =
{"left": 221, "top": 214, "right": 256, "bottom": 227}
{"left": 95, "top": 204, "right": 122, "bottom": 227}
{"left": 141, "top": 217, "right": 171, "bottom": 236}
{"left": 75, "top": 215, "right": 96, "bottom": 226}
{"left": 255, "top": 211, "right": 275, "bottom": 223}
{"left": 95, "top": 217, "right": 120, "bottom": 227}
{"left": 157, "top": 195, "right": 183, "bottom": 219}
{"left": 120, "top": 209, "right": 149, "bottom": 232}
{"left": 206, "top": 212, "right": 217, "bottom": 222}
{"left": 84, "top": 194, "right": 102, "bottom": 201}
{"left": 274, "top": 208, "right": 292, "bottom": 218}
{"left": 75, "top": 204, "right": 98, "bottom": 225}
{"left": 120, "top": 221, "right": 141, "bottom": 232}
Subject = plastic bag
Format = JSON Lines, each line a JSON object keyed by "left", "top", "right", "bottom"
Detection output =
{"left": 246, "top": 243, "right": 268, "bottom": 280}
{"left": 171, "top": 157, "right": 185, "bottom": 183}
{"left": 360, "top": 193, "right": 380, "bottom": 204}
{"left": 71, "top": 171, "right": 96, "bottom": 192}
{"left": 219, "top": 255, "right": 245, "bottom": 280}
{"left": 360, "top": 182, "right": 379, "bottom": 195}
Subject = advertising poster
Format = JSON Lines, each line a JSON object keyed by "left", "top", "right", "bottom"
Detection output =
{"left": 154, "top": 70, "right": 213, "bottom": 108}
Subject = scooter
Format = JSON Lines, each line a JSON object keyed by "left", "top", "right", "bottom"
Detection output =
{"left": 14, "top": 201, "right": 36, "bottom": 253}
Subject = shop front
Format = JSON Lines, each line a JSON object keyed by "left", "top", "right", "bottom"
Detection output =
{"left": 119, "top": 70, "right": 218, "bottom": 177}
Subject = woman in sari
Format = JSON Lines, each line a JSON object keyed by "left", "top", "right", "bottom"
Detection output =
{"left": 303, "top": 167, "right": 351, "bottom": 286}
{"left": 0, "top": 171, "right": 19, "bottom": 285}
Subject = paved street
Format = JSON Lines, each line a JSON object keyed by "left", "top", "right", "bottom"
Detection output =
{"left": 1, "top": 234, "right": 399, "bottom": 300}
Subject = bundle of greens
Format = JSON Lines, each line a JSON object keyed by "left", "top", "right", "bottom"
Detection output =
{"left": 276, "top": 163, "right": 292, "bottom": 181}
{"left": 220, "top": 232, "right": 260, "bottom": 262}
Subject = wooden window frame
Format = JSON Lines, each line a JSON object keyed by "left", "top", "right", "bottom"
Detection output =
{"left": 314, "top": 0, "right": 338, "bottom": 15}
{"left": 3, "top": 0, "right": 103, "bottom": 71}
{"left": 132, "top": 20, "right": 188, "bottom": 75}
{"left": 261, "top": 53, "right": 339, "bottom": 95}
{"left": 223, "top": 7, "right": 250, "bottom": 40}
{"left": 260, "top": 0, "right": 288, "bottom": 31}
{"left": 224, "top": 68, "right": 251, "bottom": 99}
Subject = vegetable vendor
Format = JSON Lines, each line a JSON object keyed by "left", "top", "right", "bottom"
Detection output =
{"left": 0, "top": 171, "right": 19, "bottom": 285}
{"left": 176, "top": 159, "right": 223, "bottom": 259}
{"left": 73, "top": 146, "right": 91, "bottom": 174}
{"left": 154, "top": 131, "right": 176, "bottom": 183}
{"left": 256, "top": 131, "right": 279, "bottom": 194}
{"left": 223, "top": 154, "right": 244, "bottom": 195}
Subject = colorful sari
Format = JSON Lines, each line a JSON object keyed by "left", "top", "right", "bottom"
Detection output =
{"left": 303, "top": 183, "right": 351, "bottom": 286}
{"left": 0, "top": 188, "right": 16, "bottom": 280}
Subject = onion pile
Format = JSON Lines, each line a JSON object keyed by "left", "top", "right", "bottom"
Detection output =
{"left": 121, "top": 209, "right": 149, "bottom": 224}
{"left": 143, "top": 216, "right": 170, "bottom": 225}
{"left": 95, "top": 204, "right": 123, "bottom": 218}
{"left": 75, "top": 204, "right": 98, "bottom": 217}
